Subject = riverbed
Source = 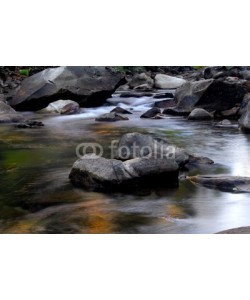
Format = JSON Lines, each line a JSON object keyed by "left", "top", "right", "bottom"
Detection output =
{"left": 1, "top": 92, "right": 250, "bottom": 233}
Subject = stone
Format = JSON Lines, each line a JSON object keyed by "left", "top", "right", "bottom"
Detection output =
{"left": 217, "top": 226, "right": 250, "bottom": 234}
{"left": 37, "top": 100, "right": 80, "bottom": 114}
{"left": 239, "top": 101, "right": 250, "bottom": 133}
{"left": 140, "top": 107, "right": 161, "bottom": 118}
{"left": 170, "top": 78, "right": 247, "bottom": 115}
{"left": 95, "top": 112, "right": 129, "bottom": 122}
{"left": 188, "top": 108, "right": 213, "bottom": 120}
{"left": 0, "top": 101, "right": 25, "bottom": 123}
{"left": 154, "top": 99, "right": 176, "bottom": 109}
{"left": 110, "top": 107, "right": 132, "bottom": 114}
{"left": 128, "top": 73, "right": 154, "bottom": 90}
{"left": 69, "top": 154, "right": 179, "bottom": 191}
{"left": 189, "top": 175, "right": 250, "bottom": 193}
{"left": 16, "top": 120, "right": 44, "bottom": 128}
{"left": 114, "top": 133, "right": 189, "bottom": 167}
{"left": 154, "top": 74, "right": 186, "bottom": 89}
{"left": 153, "top": 93, "right": 174, "bottom": 99}
{"left": 8, "top": 66, "right": 125, "bottom": 111}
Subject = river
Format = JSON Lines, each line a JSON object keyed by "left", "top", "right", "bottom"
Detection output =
{"left": 1, "top": 91, "right": 250, "bottom": 233}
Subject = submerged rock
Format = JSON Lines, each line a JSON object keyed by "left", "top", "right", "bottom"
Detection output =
{"left": 154, "top": 74, "right": 186, "bottom": 89}
{"left": 15, "top": 120, "right": 44, "bottom": 128}
{"left": 189, "top": 175, "right": 250, "bottom": 193}
{"left": 69, "top": 154, "right": 179, "bottom": 191}
{"left": 8, "top": 66, "right": 125, "bottom": 111}
{"left": 188, "top": 108, "right": 213, "bottom": 120}
{"left": 95, "top": 112, "right": 129, "bottom": 122}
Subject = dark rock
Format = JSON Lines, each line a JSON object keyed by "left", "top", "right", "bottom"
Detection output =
{"left": 239, "top": 101, "right": 250, "bottom": 133}
{"left": 216, "top": 107, "right": 239, "bottom": 119}
{"left": 172, "top": 78, "right": 247, "bottom": 115}
{"left": 16, "top": 120, "right": 44, "bottom": 128}
{"left": 239, "top": 93, "right": 250, "bottom": 116}
{"left": 189, "top": 175, "right": 250, "bottom": 193}
{"left": 95, "top": 112, "right": 129, "bottom": 122}
{"left": 154, "top": 99, "right": 176, "bottom": 109}
{"left": 188, "top": 108, "right": 213, "bottom": 120}
{"left": 140, "top": 107, "right": 161, "bottom": 118}
{"left": 153, "top": 93, "right": 174, "bottom": 99}
{"left": 119, "top": 92, "right": 153, "bottom": 98}
{"left": 203, "top": 66, "right": 228, "bottom": 79}
{"left": 8, "top": 66, "right": 125, "bottom": 111}
{"left": 69, "top": 154, "right": 179, "bottom": 191}
{"left": 188, "top": 155, "right": 214, "bottom": 165}
{"left": 110, "top": 107, "right": 132, "bottom": 114}
{"left": 128, "top": 73, "right": 154, "bottom": 90}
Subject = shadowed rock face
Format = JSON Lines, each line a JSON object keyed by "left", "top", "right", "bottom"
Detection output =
{"left": 189, "top": 175, "right": 250, "bottom": 193}
{"left": 239, "top": 101, "right": 250, "bottom": 133}
{"left": 166, "top": 78, "right": 248, "bottom": 115}
{"left": 7, "top": 66, "right": 125, "bottom": 111}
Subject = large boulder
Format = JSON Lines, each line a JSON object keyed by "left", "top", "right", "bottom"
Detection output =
{"left": 167, "top": 78, "right": 248, "bottom": 115}
{"left": 37, "top": 100, "right": 80, "bottom": 114}
{"left": 188, "top": 108, "right": 213, "bottom": 120}
{"left": 154, "top": 74, "right": 186, "bottom": 89}
{"left": 69, "top": 154, "right": 179, "bottom": 191}
{"left": 239, "top": 101, "right": 250, "bottom": 133}
{"left": 189, "top": 175, "right": 250, "bottom": 193}
{"left": 0, "top": 101, "right": 25, "bottom": 123}
{"left": 7, "top": 66, "right": 125, "bottom": 111}
{"left": 128, "top": 73, "right": 154, "bottom": 90}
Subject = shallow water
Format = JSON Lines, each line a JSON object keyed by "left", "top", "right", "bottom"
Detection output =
{"left": 1, "top": 95, "right": 250, "bottom": 234}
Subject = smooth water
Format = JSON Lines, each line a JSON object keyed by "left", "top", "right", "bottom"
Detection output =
{"left": 1, "top": 94, "right": 250, "bottom": 233}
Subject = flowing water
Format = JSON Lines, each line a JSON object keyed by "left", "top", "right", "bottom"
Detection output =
{"left": 1, "top": 92, "right": 250, "bottom": 233}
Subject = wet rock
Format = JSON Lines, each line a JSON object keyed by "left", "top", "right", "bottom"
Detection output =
{"left": 114, "top": 133, "right": 189, "bottom": 167}
{"left": 119, "top": 91, "right": 153, "bottom": 98}
{"left": 69, "top": 154, "right": 179, "bottom": 191}
{"left": 37, "top": 100, "right": 80, "bottom": 114}
{"left": 239, "top": 101, "right": 250, "bottom": 133}
{"left": 95, "top": 112, "right": 129, "bottom": 122}
{"left": 0, "top": 101, "right": 25, "bottom": 123}
{"left": 134, "top": 83, "right": 153, "bottom": 90}
{"left": 214, "top": 119, "right": 237, "bottom": 128}
{"left": 110, "top": 107, "right": 132, "bottom": 114}
{"left": 8, "top": 66, "right": 125, "bottom": 111}
{"left": 154, "top": 74, "right": 186, "bottom": 89}
{"left": 238, "top": 93, "right": 250, "bottom": 116}
{"left": 216, "top": 106, "right": 239, "bottom": 119}
{"left": 216, "top": 226, "right": 250, "bottom": 234}
{"left": 154, "top": 99, "right": 176, "bottom": 109}
{"left": 153, "top": 93, "right": 174, "bottom": 99}
{"left": 171, "top": 78, "right": 247, "bottom": 115}
{"left": 140, "top": 107, "right": 161, "bottom": 118}
{"left": 128, "top": 73, "right": 154, "bottom": 90}
{"left": 203, "top": 66, "right": 228, "bottom": 79}
{"left": 189, "top": 175, "right": 250, "bottom": 193}
{"left": 188, "top": 108, "right": 213, "bottom": 120}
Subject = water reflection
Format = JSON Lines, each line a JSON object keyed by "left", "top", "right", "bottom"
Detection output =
{"left": 1, "top": 109, "right": 250, "bottom": 233}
